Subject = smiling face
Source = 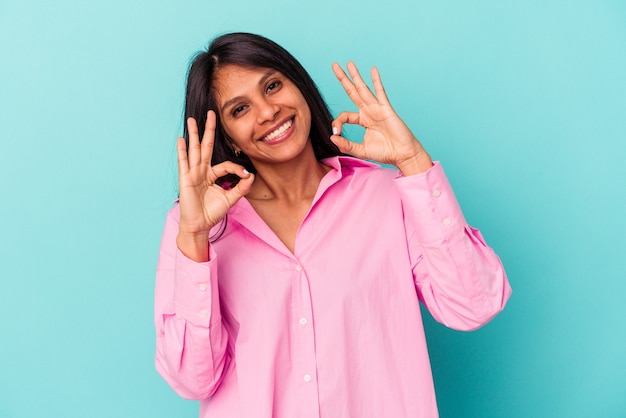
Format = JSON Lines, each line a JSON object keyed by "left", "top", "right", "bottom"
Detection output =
{"left": 213, "top": 64, "right": 313, "bottom": 169}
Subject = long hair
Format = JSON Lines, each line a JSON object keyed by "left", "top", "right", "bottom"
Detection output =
{"left": 183, "top": 32, "right": 341, "bottom": 175}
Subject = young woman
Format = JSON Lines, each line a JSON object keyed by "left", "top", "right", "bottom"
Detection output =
{"left": 155, "top": 32, "right": 511, "bottom": 418}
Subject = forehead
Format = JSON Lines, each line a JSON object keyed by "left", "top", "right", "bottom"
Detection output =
{"left": 213, "top": 65, "right": 278, "bottom": 101}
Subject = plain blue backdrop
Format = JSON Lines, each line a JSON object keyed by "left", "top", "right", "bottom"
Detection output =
{"left": 1, "top": 1, "right": 625, "bottom": 417}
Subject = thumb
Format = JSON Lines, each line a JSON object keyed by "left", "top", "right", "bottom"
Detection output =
{"left": 228, "top": 173, "right": 255, "bottom": 201}
{"left": 330, "top": 134, "right": 364, "bottom": 157}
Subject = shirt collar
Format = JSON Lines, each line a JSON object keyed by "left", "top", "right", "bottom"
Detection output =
{"left": 228, "top": 156, "right": 380, "bottom": 252}
{"left": 321, "top": 155, "right": 381, "bottom": 172}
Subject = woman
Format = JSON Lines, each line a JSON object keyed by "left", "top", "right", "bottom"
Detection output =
{"left": 155, "top": 32, "right": 511, "bottom": 418}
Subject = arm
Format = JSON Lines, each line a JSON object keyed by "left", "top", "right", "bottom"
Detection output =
{"left": 155, "top": 111, "right": 253, "bottom": 398}
{"left": 396, "top": 163, "right": 511, "bottom": 331}
{"left": 154, "top": 208, "right": 230, "bottom": 399}
{"left": 331, "top": 62, "right": 511, "bottom": 330}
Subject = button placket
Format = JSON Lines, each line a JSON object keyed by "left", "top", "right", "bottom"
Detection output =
{"left": 291, "top": 259, "right": 319, "bottom": 413}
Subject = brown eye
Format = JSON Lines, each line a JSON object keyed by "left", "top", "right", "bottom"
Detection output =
{"left": 232, "top": 105, "right": 247, "bottom": 117}
{"left": 266, "top": 80, "right": 281, "bottom": 93}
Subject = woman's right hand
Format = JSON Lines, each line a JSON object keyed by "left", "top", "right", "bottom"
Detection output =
{"left": 176, "top": 110, "right": 254, "bottom": 261}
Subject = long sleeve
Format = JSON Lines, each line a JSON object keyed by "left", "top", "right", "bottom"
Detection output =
{"left": 395, "top": 162, "right": 512, "bottom": 331}
{"left": 154, "top": 207, "right": 231, "bottom": 399}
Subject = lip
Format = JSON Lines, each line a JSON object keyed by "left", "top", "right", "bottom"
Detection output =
{"left": 257, "top": 116, "right": 295, "bottom": 145}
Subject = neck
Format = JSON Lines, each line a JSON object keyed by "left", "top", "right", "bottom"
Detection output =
{"left": 247, "top": 148, "right": 331, "bottom": 203}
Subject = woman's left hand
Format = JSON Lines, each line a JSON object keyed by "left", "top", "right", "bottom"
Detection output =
{"left": 331, "top": 62, "right": 433, "bottom": 176}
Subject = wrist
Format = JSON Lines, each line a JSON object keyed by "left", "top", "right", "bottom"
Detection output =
{"left": 395, "top": 151, "right": 433, "bottom": 176}
{"left": 176, "top": 232, "right": 210, "bottom": 262}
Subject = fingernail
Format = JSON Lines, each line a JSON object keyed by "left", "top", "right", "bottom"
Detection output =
{"left": 243, "top": 169, "right": 250, "bottom": 175}
{"left": 332, "top": 126, "right": 338, "bottom": 135}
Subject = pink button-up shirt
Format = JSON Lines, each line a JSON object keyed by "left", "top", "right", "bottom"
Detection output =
{"left": 155, "top": 157, "right": 511, "bottom": 418}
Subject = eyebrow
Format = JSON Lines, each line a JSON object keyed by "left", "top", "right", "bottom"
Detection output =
{"left": 220, "top": 69, "right": 279, "bottom": 114}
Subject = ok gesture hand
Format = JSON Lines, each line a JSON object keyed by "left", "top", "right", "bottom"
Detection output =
{"left": 331, "top": 62, "right": 432, "bottom": 176}
{"left": 176, "top": 110, "right": 254, "bottom": 261}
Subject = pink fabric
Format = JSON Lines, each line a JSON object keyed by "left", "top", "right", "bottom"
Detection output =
{"left": 155, "top": 157, "right": 511, "bottom": 418}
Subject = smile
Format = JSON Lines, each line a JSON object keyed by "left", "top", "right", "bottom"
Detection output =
{"left": 262, "top": 118, "right": 293, "bottom": 142}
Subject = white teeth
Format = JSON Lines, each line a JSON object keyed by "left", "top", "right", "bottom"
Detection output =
{"left": 263, "top": 119, "right": 293, "bottom": 141}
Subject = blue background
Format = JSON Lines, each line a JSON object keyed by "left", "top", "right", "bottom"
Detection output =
{"left": 1, "top": 1, "right": 625, "bottom": 417}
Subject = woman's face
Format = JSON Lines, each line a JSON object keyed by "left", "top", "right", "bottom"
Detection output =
{"left": 213, "top": 64, "right": 313, "bottom": 167}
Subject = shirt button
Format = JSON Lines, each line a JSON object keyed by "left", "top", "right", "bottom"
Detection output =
{"left": 200, "top": 310, "right": 208, "bottom": 317}
{"left": 295, "top": 265, "right": 303, "bottom": 271}
{"left": 299, "top": 317, "right": 308, "bottom": 325}
{"left": 198, "top": 284, "right": 207, "bottom": 291}
{"left": 443, "top": 218, "right": 451, "bottom": 226}
{"left": 303, "top": 374, "right": 312, "bottom": 382}
{"left": 432, "top": 189, "right": 441, "bottom": 197}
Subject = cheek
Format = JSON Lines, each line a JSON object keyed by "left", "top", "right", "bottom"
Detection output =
{"left": 221, "top": 119, "right": 251, "bottom": 144}
{"left": 302, "top": 105, "right": 312, "bottom": 130}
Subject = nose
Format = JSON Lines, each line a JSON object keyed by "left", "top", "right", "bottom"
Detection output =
{"left": 256, "top": 98, "right": 279, "bottom": 124}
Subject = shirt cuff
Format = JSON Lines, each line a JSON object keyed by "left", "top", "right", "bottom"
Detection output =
{"left": 394, "top": 161, "right": 467, "bottom": 244}
{"left": 173, "top": 245, "right": 220, "bottom": 328}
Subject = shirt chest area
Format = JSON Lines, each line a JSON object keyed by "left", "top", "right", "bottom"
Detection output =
{"left": 213, "top": 185, "right": 415, "bottom": 330}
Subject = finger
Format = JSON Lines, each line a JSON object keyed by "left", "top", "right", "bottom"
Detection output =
{"left": 209, "top": 161, "right": 251, "bottom": 182}
{"left": 200, "top": 110, "right": 216, "bottom": 167}
{"left": 176, "top": 136, "right": 189, "bottom": 177}
{"left": 187, "top": 117, "right": 201, "bottom": 167}
{"left": 225, "top": 172, "right": 255, "bottom": 201}
{"left": 370, "top": 66, "right": 390, "bottom": 106}
{"left": 332, "top": 62, "right": 366, "bottom": 108}
{"left": 331, "top": 111, "right": 361, "bottom": 135}
{"left": 330, "top": 134, "right": 366, "bottom": 158}
{"left": 345, "top": 62, "right": 378, "bottom": 105}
